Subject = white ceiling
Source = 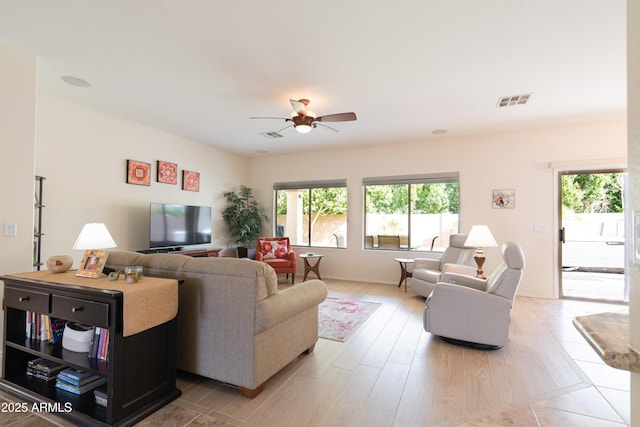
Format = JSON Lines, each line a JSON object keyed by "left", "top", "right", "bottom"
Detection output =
{"left": 0, "top": 1, "right": 627, "bottom": 157}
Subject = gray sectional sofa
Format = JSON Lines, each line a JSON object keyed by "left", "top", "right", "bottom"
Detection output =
{"left": 104, "top": 251, "right": 328, "bottom": 398}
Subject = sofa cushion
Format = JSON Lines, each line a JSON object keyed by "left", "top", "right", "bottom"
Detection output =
{"left": 262, "top": 258, "right": 293, "bottom": 268}
{"left": 260, "top": 240, "right": 289, "bottom": 260}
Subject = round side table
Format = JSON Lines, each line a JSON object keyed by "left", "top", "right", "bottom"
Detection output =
{"left": 394, "top": 257, "right": 414, "bottom": 292}
{"left": 300, "top": 253, "right": 324, "bottom": 281}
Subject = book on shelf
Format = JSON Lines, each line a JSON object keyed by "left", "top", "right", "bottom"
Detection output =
{"left": 55, "top": 375, "right": 107, "bottom": 395}
{"left": 26, "top": 357, "right": 64, "bottom": 381}
{"left": 25, "top": 311, "right": 31, "bottom": 338}
{"left": 101, "top": 329, "right": 109, "bottom": 360}
{"left": 88, "top": 327, "right": 101, "bottom": 359}
{"left": 49, "top": 317, "right": 66, "bottom": 344}
{"left": 43, "top": 316, "right": 49, "bottom": 341}
{"left": 94, "top": 328, "right": 109, "bottom": 361}
{"left": 27, "top": 357, "right": 64, "bottom": 374}
{"left": 24, "top": 312, "right": 66, "bottom": 343}
{"left": 94, "top": 385, "right": 108, "bottom": 407}
{"left": 26, "top": 367, "right": 59, "bottom": 381}
{"left": 57, "top": 367, "right": 101, "bottom": 386}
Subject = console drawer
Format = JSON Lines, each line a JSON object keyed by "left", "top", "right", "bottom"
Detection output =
{"left": 4, "top": 286, "right": 50, "bottom": 313}
{"left": 51, "top": 295, "right": 109, "bottom": 327}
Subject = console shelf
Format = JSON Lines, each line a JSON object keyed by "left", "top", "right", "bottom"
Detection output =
{"left": 1, "top": 272, "right": 181, "bottom": 426}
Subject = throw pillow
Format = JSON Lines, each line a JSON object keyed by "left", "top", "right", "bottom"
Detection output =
{"left": 260, "top": 240, "right": 289, "bottom": 259}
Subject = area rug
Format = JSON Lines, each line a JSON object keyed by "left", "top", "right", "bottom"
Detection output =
{"left": 318, "top": 297, "right": 382, "bottom": 342}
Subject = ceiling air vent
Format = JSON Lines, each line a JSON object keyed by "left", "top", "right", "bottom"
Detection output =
{"left": 260, "top": 131, "right": 284, "bottom": 139}
{"left": 497, "top": 93, "right": 532, "bottom": 108}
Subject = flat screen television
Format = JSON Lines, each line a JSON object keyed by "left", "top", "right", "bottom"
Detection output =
{"left": 149, "top": 203, "right": 212, "bottom": 250}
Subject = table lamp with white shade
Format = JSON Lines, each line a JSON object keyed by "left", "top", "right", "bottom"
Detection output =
{"left": 464, "top": 225, "right": 498, "bottom": 279}
{"left": 73, "top": 222, "right": 117, "bottom": 278}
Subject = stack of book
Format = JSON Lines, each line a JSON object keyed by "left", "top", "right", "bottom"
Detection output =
{"left": 25, "top": 312, "right": 66, "bottom": 343}
{"left": 55, "top": 368, "right": 106, "bottom": 395}
{"left": 26, "top": 357, "right": 64, "bottom": 382}
{"left": 88, "top": 327, "right": 109, "bottom": 360}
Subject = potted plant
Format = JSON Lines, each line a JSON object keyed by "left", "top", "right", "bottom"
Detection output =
{"left": 222, "top": 185, "right": 268, "bottom": 258}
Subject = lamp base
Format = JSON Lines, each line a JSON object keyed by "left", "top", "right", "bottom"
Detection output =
{"left": 474, "top": 250, "right": 486, "bottom": 279}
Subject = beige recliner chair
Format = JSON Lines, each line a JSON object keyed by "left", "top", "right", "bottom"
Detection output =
{"left": 423, "top": 241, "right": 525, "bottom": 349}
{"left": 411, "top": 234, "right": 476, "bottom": 297}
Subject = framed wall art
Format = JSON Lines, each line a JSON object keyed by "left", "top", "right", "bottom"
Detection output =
{"left": 182, "top": 170, "right": 200, "bottom": 192}
{"left": 492, "top": 189, "right": 515, "bottom": 209}
{"left": 157, "top": 160, "right": 178, "bottom": 184}
{"left": 126, "top": 160, "right": 151, "bottom": 186}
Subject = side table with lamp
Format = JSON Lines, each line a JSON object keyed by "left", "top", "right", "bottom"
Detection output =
{"left": 464, "top": 224, "right": 498, "bottom": 279}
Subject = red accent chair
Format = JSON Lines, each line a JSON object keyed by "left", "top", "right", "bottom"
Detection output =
{"left": 256, "top": 237, "right": 297, "bottom": 284}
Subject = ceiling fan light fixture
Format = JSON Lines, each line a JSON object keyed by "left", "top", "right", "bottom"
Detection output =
{"left": 295, "top": 124, "right": 312, "bottom": 134}
{"left": 252, "top": 98, "right": 357, "bottom": 137}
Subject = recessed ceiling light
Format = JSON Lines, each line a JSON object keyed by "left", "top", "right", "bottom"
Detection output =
{"left": 61, "top": 76, "right": 90, "bottom": 88}
{"left": 432, "top": 129, "right": 448, "bottom": 135}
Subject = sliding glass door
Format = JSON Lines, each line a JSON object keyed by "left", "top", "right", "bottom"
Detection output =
{"left": 559, "top": 169, "right": 627, "bottom": 302}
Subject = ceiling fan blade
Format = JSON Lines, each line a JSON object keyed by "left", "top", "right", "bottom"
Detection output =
{"left": 249, "top": 116, "right": 288, "bottom": 120}
{"left": 315, "top": 123, "right": 339, "bottom": 133}
{"left": 275, "top": 124, "right": 294, "bottom": 134}
{"left": 316, "top": 112, "right": 357, "bottom": 122}
{"left": 290, "top": 99, "right": 307, "bottom": 115}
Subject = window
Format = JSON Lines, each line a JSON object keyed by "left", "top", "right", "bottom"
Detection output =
{"left": 363, "top": 173, "right": 459, "bottom": 251}
{"left": 274, "top": 180, "right": 347, "bottom": 248}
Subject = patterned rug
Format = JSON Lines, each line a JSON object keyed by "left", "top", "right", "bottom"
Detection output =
{"left": 318, "top": 297, "right": 382, "bottom": 342}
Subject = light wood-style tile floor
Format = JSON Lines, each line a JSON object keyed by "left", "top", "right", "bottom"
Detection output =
{"left": 0, "top": 278, "right": 631, "bottom": 426}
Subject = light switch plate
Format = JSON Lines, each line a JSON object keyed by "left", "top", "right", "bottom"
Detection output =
{"left": 533, "top": 224, "right": 546, "bottom": 233}
{"left": 3, "top": 223, "right": 17, "bottom": 237}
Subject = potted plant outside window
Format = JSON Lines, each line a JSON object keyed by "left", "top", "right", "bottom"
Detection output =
{"left": 222, "top": 185, "right": 268, "bottom": 258}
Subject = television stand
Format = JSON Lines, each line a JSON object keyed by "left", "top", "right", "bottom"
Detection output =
{"left": 174, "top": 248, "right": 222, "bottom": 257}
{"left": 138, "top": 248, "right": 222, "bottom": 257}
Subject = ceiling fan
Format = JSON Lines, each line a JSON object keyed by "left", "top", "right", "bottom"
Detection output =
{"left": 250, "top": 99, "right": 357, "bottom": 137}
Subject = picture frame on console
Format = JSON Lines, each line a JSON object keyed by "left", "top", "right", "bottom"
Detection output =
{"left": 77, "top": 250, "right": 108, "bottom": 278}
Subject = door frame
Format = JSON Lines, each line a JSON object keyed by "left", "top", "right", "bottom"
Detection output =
{"left": 551, "top": 158, "right": 627, "bottom": 300}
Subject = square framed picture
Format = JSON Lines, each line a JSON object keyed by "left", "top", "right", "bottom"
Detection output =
{"left": 492, "top": 189, "right": 515, "bottom": 209}
{"left": 76, "top": 250, "right": 109, "bottom": 278}
{"left": 126, "top": 160, "right": 151, "bottom": 186}
{"left": 182, "top": 170, "right": 200, "bottom": 192}
{"left": 157, "top": 160, "right": 178, "bottom": 184}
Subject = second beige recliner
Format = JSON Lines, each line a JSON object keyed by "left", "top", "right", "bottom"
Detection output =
{"left": 411, "top": 234, "right": 476, "bottom": 297}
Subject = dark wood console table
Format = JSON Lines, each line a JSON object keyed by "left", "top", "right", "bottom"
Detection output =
{"left": 0, "top": 271, "right": 181, "bottom": 426}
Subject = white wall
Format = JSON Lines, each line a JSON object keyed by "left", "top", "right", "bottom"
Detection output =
{"left": 35, "top": 93, "right": 249, "bottom": 267}
{"left": 0, "top": 44, "right": 37, "bottom": 340}
{"left": 0, "top": 44, "right": 37, "bottom": 273}
{"left": 627, "top": 0, "right": 640, "bottom": 422}
{"left": 249, "top": 120, "right": 627, "bottom": 298}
